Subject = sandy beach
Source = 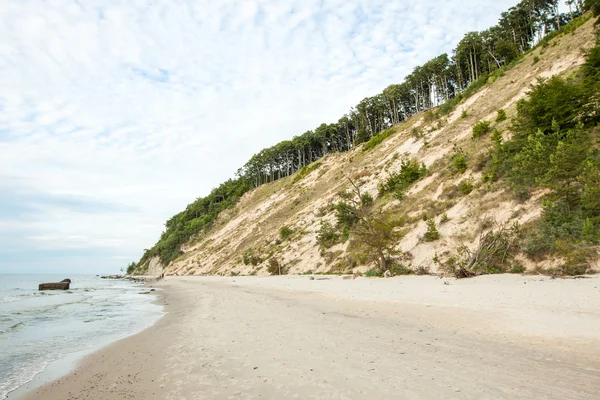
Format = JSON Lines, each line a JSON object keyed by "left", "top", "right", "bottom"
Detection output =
{"left": 21, "top": 275, "right": 600, "bottom": 399}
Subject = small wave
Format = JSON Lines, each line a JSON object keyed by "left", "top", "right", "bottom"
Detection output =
{"left": 0, "top": 292, "right": 59, "bottom": 305}
{"left": 10, "top": 321, "right": 25, "bottom": 330}
{"left": 0, "top": 320, "right": 25, "bottom": 336}
{"left": 0, "top": 294, "right": 35, "bottom": 304}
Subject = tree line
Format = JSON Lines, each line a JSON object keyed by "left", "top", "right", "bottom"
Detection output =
{"left": 137, "top": 1, "right": 598, "bottom": 268}
{"left": 238, "top": 0, "right": 587, "bottom": 187}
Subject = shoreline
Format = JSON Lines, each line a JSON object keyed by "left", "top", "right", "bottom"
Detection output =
{"left": 5, "top": 284, "right": 165, "bottom": 400}
{"left": 20, "top": 274, "right": 600, "bottom": 399}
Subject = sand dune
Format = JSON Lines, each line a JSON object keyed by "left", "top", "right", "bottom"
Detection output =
{"left": 22, "top": 275, "right": 600, "bottom": 399}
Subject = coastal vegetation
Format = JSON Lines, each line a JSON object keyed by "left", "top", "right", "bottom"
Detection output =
{"left": 137, "top": 2, "right": 600, "bottom": 276}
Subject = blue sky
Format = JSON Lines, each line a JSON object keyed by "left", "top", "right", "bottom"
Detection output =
{"left": 0, "top": 0, "right": 524, "bottom": 274}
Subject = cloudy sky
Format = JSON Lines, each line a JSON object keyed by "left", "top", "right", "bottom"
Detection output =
{"left": 0, "top": 0, "right": 523, "bottom": 274}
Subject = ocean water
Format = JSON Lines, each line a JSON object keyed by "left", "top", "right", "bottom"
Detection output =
{"left": 0, "top": 274, "right": 164, "bottom": 399}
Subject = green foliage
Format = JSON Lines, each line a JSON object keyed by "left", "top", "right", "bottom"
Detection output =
{"left": 510, "top": 264, "right": 526, "bottom": 274}
{"left": 450, "top": 149, "right": 467, "bottom": 174}
{"left": 472, "top": 120, "right": 492, "bottom": 138}
{"left": 423, "top": 219, "right": 440, "bottom": 242}
{"left": 279, "top": 225, "right": 294, "bottom": 241}
{"left": 364, "top": 269, "right": 383, "bottom": 277}
{"left": 424, "top": 110, "right": 437, "bottom": 123}
{"left": 267, "top": 258, "right": 286, "bottom": 275}
{"left": 582, "top": 47, "right": 600, "bottom": 82}
{"left": 582, "top": 218, "right": 598, "bottom": 242}
{"left": 461, "top": 109, "right": 468, "bottom": 119}
{"left": 495, "top": 39, "right": 520, "bottom": 64}
{"left": 378, "top": 159, "right": 428, "bottom": 197}
{"left": 496, "top": 109, "right": 507, "bottom": 122}
{"left": 243, "top": 248, "right": 262, "bottom": 266}
{"left": 317, "top": 221, "right": 340, "bottom": 250}
{"left": 340, "top": 179, "right": 405, "bottom": 272}
{"left": 139, "top": 3, "right": 592, "bottom": 271}
{"left": 440, "top": 213, "right": 449, "bottom": 223}
{"left": 457, "top": 178, "right": 474, "bottom": 195}
{"left": 389, "top": 262, "right": 414, "bottom": 276}
{"left": 293, "top": 160, "right": 322, "bottom": 183}
{"left": 462, "top": 73, "right": 490, "bottom": 99}
{"left": 334, "top": 201, "right": 359, "bottom": 229}
{"left": 437, "top": 94, "right": 463, "bottom": 116}
{"left": 485, "top": 43, "right": 600, "bottom": 271}
{"left": 363, "top": 128, "right": 395, "bottom": 152}
{"left": 533, "top": 56, "right": 540, "bottom": 64}
{"left": 515, "top": 76, "right": 584, "bottom": 135}
{"left": 411, "top": 127, "right": 424, "bottom": 139}
{"left": 545, "top": 127, "right": 591, "bottom": 207}
{"left": 139, "top": 177, "right": 251, "bottom": 266}
{"left": 126, "top": 262, "right": 136, "bottom": 275}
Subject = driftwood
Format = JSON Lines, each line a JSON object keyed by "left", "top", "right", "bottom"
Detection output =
{"left": 451, "top": 221, "right": 522, "bottom": 279}
{"left": 453, "top": 267, "right": 476, "bottom": 279}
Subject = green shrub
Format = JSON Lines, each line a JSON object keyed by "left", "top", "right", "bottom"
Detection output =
{"left": 462, "top": 73, "right": 489, "bottom": 98}
{"left": 438, "top": 95, "right": 462, "bottom": 116}
{"left": 334, "top": 201, "right": 359, "bottom": 228}
{"left": 317, "top": 221, "right": 340, "bottom": 249}
{"left": 510, "top": 264, "right": 526, "bottom": 274}
{"left": 411, "top": 127, "right": 424, "bottom": 139}
{"left": 126, "top": 262, "right": 136, "bottom": 275}
{"left": 461, "top": 110, "right": 468, "bottom": 119}
{"left": 293, "top": 160, "right": 322, "bottom": 183}
{"left": 363, "top": 128, "right": 395, "bottom": 152}
{"left": 389, "top": 262, "right": 414, "bottom": 276}
{"left": 364, "top": 269, "right": 383, "bottom": 277}
{"left": 515, "top": 76, "right": 584, "bottom": 134}
{"left": 558, "top": 247, "right": 595, "bottom": 276}
{"left": 378, "top": 159, "right": 428, "bottom": 197}
{"left": 279, "top": 225, "right": 294, "bottom": 241}
{"left": 424, "top": 110, "right": 437, "bottom": 122}
{"left": 582, "top": 218, "right": 598, "bottom": 243}
{"left": 440, "top": 213, "right": 449, "bottom": 223}
{"left": 267, "top": 258, "right": 286, "bottom": 275}
{"left": 473, "top": 151, "right": 492, "bottom": 172}
{"left": 457, "top": 178, "right": 474, "bottom": 195}
{"left": 450, "top": 150, "right": 467, "bottom": 174}
{"left": 472, "top": 120, "right": 492, "bottom": 138}
{"left": 423, "top": 219, "right": 440, "bottom": 242}
{"left": 496, "top": 109, "right": 507, "bottom": 122}
{"left": 243, "top": 249, "right": 262, "bottom": 266}
{"left": 533, "top": 56, "right": 540, "bottom": 64}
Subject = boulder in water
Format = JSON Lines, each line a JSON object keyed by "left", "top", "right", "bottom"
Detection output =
{"left": 39, "top": 280, "right": 70, "bottom": 290}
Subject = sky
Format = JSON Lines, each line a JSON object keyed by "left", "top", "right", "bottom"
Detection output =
{"left": 0, "top": 0, "right": 524, "bottom": 274}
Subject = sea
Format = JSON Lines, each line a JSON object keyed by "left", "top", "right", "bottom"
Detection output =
{"left": 0, "top": 274, "right": 164, "bottom": 399}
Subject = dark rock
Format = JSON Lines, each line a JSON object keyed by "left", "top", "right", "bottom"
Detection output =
{"left": 39, "top": 282, "right": 70, "bottom": 290}
{"left": 61, "top": 279, "right": 71, "bottom": 283}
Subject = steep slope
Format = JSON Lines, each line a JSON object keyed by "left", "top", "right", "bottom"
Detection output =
{"left": 138, "top": 16, "right": 598, "bottom": 277}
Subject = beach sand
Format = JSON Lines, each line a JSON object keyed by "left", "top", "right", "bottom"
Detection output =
{"left": 21, "top": 274, "right": 600, "bottom": 399}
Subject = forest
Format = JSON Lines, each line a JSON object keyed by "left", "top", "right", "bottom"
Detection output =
{"left": 138, "top": 0, "right": 599, "bottom": 268}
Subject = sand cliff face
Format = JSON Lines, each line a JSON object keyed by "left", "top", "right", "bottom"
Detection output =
{"left": 142, "top": 19, "right": 598, "bottom": 277}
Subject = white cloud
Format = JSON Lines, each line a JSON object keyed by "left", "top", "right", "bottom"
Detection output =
{"left": 0, "top": 0, "right": 522, "bottom": 273}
